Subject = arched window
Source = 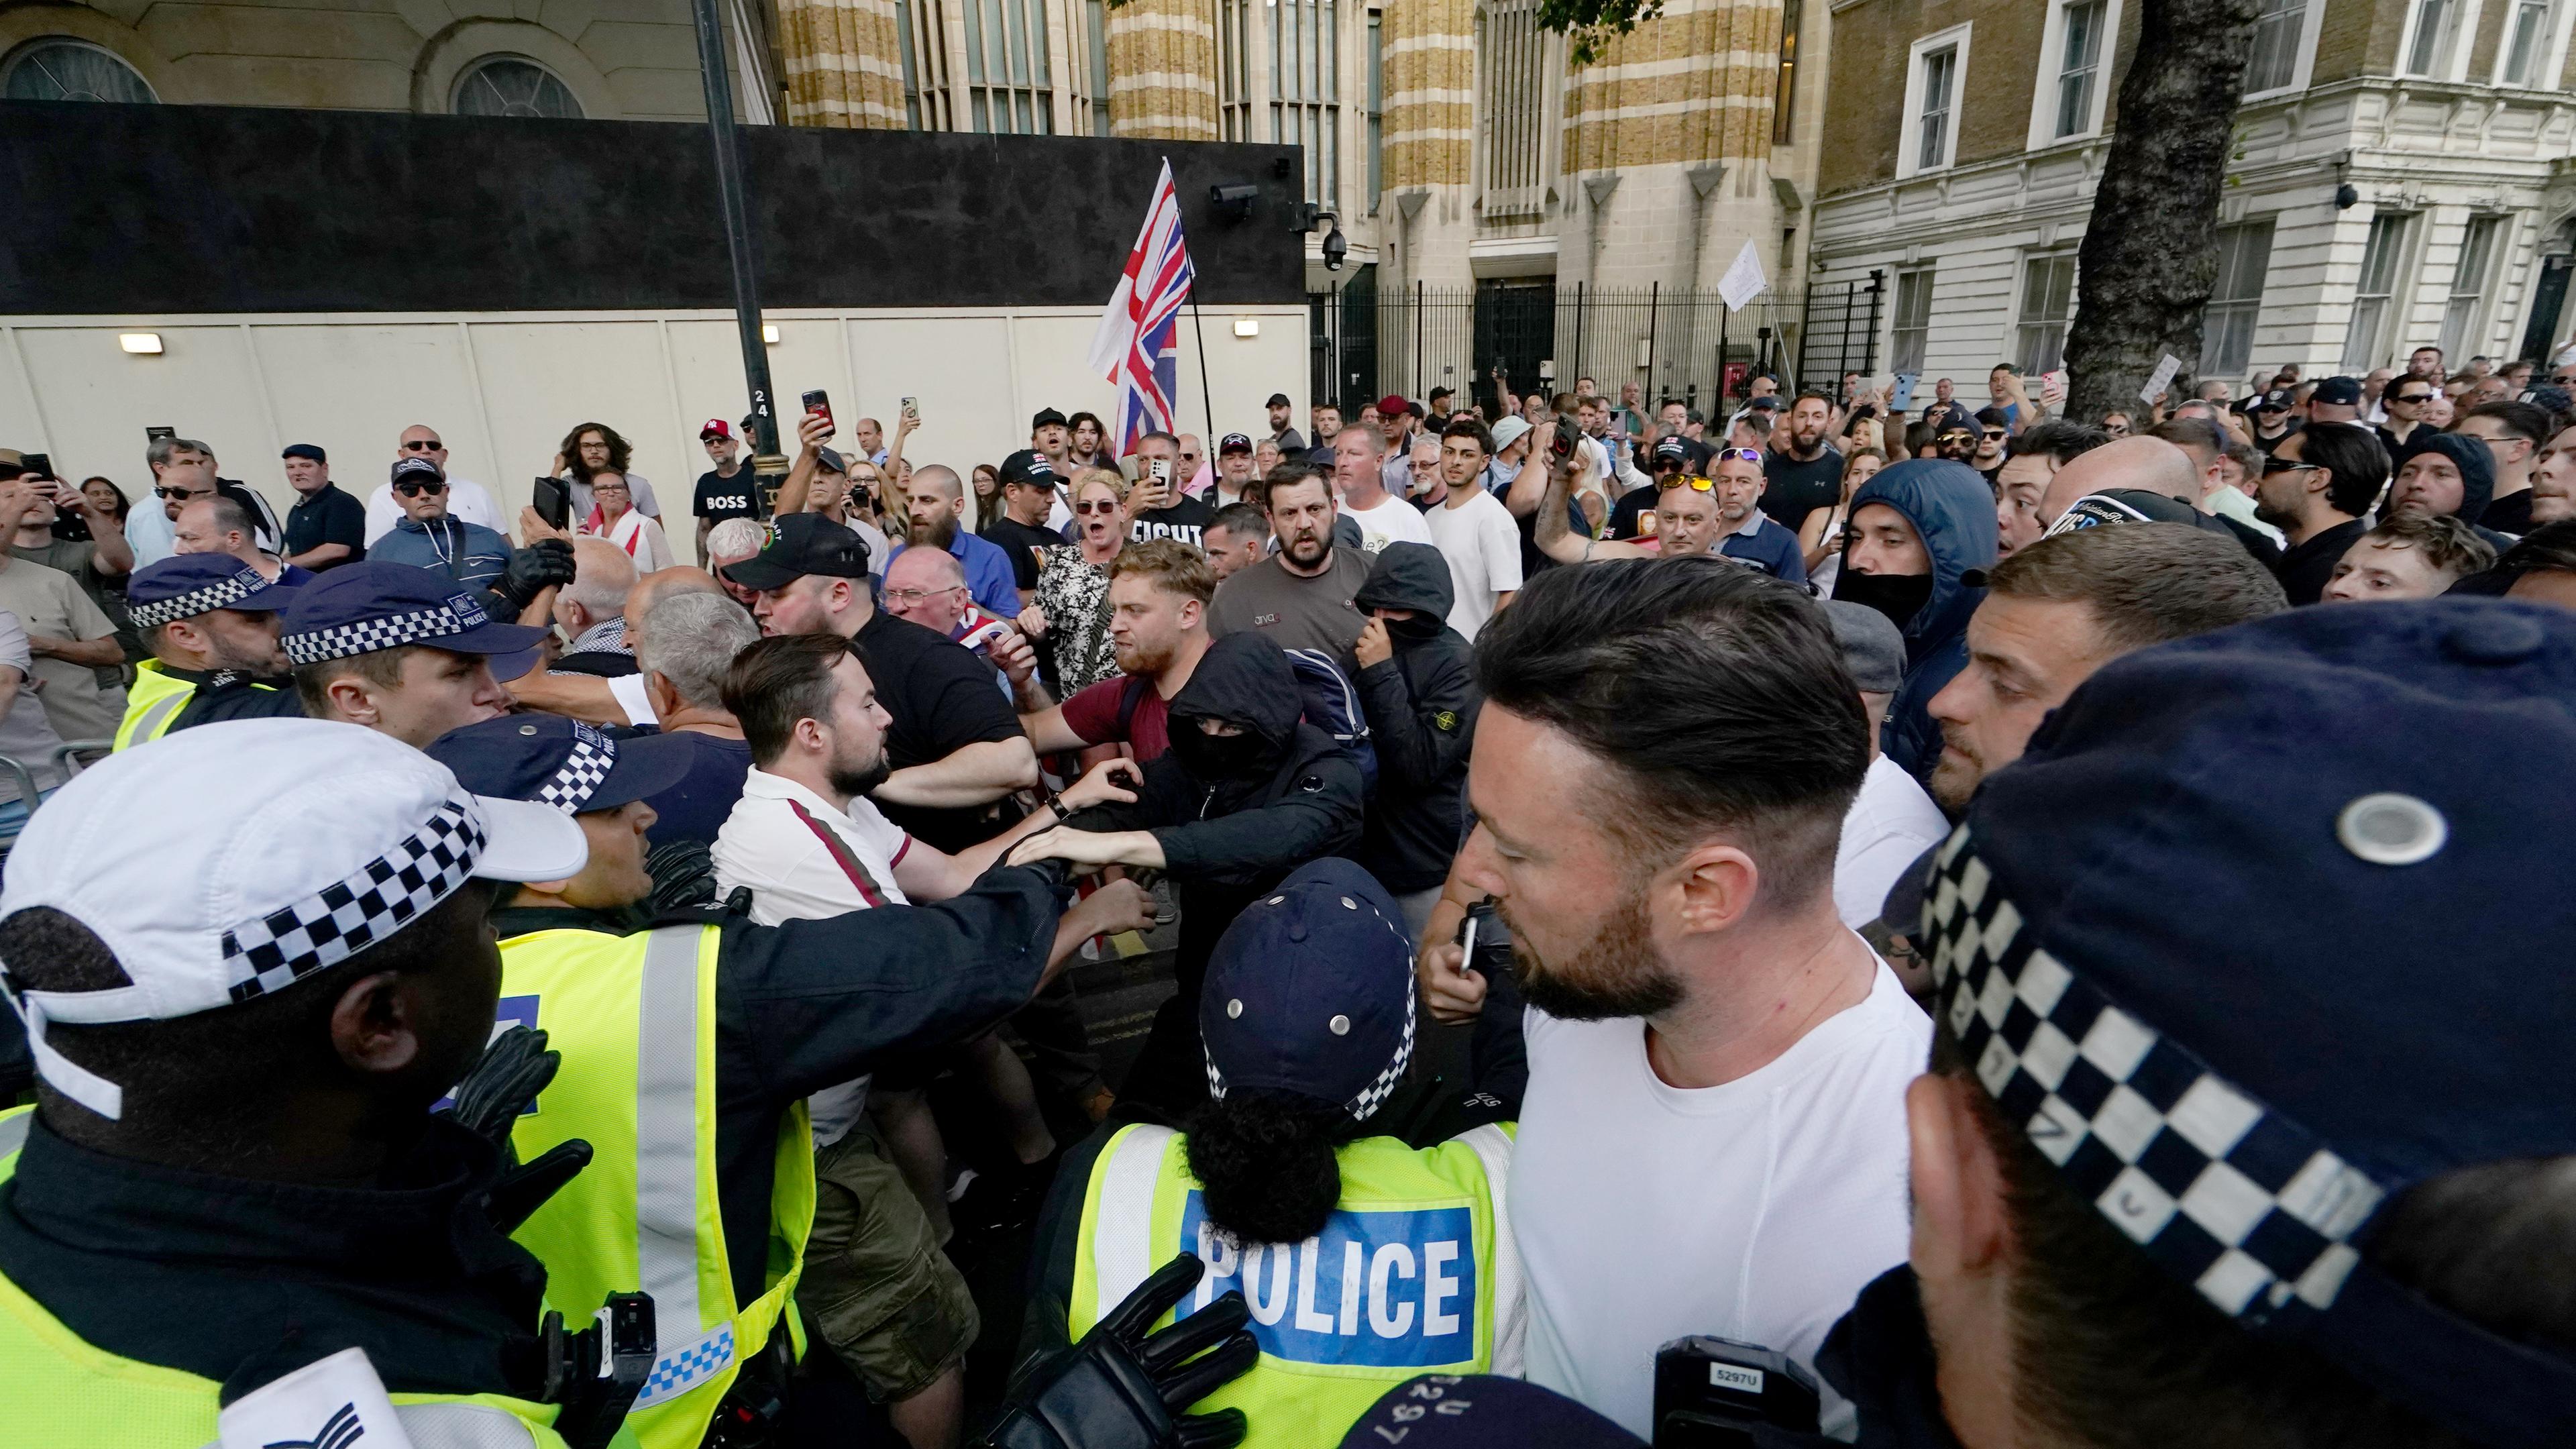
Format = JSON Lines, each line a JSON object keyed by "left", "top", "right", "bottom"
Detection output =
{"left": 452, "top": 56, "right": 582, "bottom": 118}
{"left": 2, "top": 40, "right": 156, "bottom": 104}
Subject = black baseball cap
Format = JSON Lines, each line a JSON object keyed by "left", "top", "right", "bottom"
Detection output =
{"left": 2313, "top": 376, "right": 2363, "bottom": 407}
{"left": 426, "top": 715, "right": 695, "bottom": 818}
{"left": 999, "top": 449, "right": 1059, "bottom": 487}
{"left": 1653, "top": 435, "right": 1691, "bottom": 466}
{"left": 390, "top": 456, "right": 445, "bottom": 487}
{"left": 720, "top": 512, "right": 872, "bottom": 593}
{"left": 1030, "top": 407, "right": 1069, "bottom": 431}
{"left": 2249, "top": 388, "right": 2296, "bottom": 415}
{"left": 1218, "top": 433, "right": 1254, "bottom": 455}
{"left": 1266, "top": 392, "right": 1293, "bottom": 409}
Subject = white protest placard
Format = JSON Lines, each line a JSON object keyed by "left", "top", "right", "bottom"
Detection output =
{"left": 1718, "top": 240, "right": 1768, "bottom": 312}
{"left": 2140, "top": 353, "right": 2184, "bottom": 407}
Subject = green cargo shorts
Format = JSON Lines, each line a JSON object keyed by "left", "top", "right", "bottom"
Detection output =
{"left": 801, "top": 1130, "right": 980, "bottom": 1402}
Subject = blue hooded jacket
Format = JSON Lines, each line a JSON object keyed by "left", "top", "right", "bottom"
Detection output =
{"left": 1842, "top": 460, "right": 1997, "bottom": 781}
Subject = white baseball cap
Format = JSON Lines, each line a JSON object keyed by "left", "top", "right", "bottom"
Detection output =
{"left": 1489, "top": 416, "right": 1533, "bottom": 455}
{"left": 0, "top": 718, "right": 588, "bottom": 1120}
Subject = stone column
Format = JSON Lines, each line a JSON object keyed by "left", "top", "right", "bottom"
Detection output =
{"left": 780, "top": 0, "right": 908, "bottom": 127}
{"left": 1106, "top": 0, "right": 1218, "bottom": 138}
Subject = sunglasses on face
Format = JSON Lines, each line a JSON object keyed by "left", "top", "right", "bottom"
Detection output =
{"left": 400, "top": 439, "right": 443, "bottom": 451}
{"left": 394, "top": 480, "right": 449, "bottom": 497}
{"left": 1075, "top": 499, "right": 1120, "bottom": 515}
{"left": 1982, "top": 429, "right": 2008, "bottom": 441}
{"left": 154, "top": 485, "right": 212, "bottom": 500}
{"left": 2260, "top": 457, "right": 2321, "bottom": 476}
{"left": 2394, "top": 393, "right": 2433, "bottom": 405}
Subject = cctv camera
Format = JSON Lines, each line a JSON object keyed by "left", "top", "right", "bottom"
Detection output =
{"left": 1210, "top": 183, "right": 1259, "bottom": 221}
{"left": 1323, "top": 221, "right": 1349, "bottom": 272}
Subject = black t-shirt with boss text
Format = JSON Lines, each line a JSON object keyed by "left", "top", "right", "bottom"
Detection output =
{"left": 694, "top": 466, "right": 763, "bottom": 524}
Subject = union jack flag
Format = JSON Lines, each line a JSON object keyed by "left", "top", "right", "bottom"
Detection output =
{"left": 1087, "top": 158, "right": 1196, "bottom": 457}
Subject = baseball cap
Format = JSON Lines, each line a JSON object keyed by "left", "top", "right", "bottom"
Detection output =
{"left": 0, "top": 718, "right": 586, "bottom": 1120}
{"left": 700, "top": 418, "right": 735, "bottom": 441}
{"left": 1490, "top": 416, "right": 1533, "bottom": 455}
{"left": 1031, "top": 407, "right": 1070, "bottom": 431}
{"left": 2313, "top": 376, "right": 2363, "bottom": 407}
{"left": 1201, "top": 858, "right": 1415, "bottom": 1122}
{"left": 1266, "top": 392, "right": 1293, "bottom": 409}
{"left": 1821, "top": 597, "right": 1905, "bottom": 695}
{"left": 1746, "top": 395, "right": 1784, "bottom": 412}
{"left": 1218, "top": 432, "right": 1254, "bottom": 455}
{"left": 1925, "top": 598, "right": 2576, "bottom": 1446}
{"left": 280, "top": 561, "right": 549, "bottom": 681}
{"left": 1653, "top": 435, "right": 1692, "bottom": 466}
{"left": 814, "top": 446, "right": 849, "bottom": 476}
{"left": 425, "top": 714, "right": 695, "bottom": 817}
{"left": 1374, "top": 393, "right": 1414, "bottom": 420}
{"left": 125, "top": 553, "right": 299, "bottom": 629}
{"left": 390, "top": 455, "right": 444, "bottom": 487}
{"left": 2249, "top": 388, "right": 2295, "bottom": 415}
{"left": 281, "top": 443, "right": 326, "bottom": 464}
{"left": 998, "top": 449, "right": 1059, "bottom": 488}
{"left": 2042, "top": 489, "right": 2206, "bottom": 536}
{"left": 720, "top": 511, "right": 872, "bottom": 593}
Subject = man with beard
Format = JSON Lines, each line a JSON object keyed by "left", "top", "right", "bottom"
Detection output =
{"left": 2254, "top": 423, "right": 2383, "bottom": 605}
{"left": 1762, "top": 392, "right": 1845, "bottom": 534}
{"left": 1008, "top": 631, "right": 1365, "bottom": 1115}
{"left": 892, "top": 464, "right": 1022, "bottom": 619}
{"left": 1924, "top": 524, "right": 2283, "bottom": 814}
{"left": 1830, "top": 460, "right": 1997, "bottom": 782}
{"left": 1206, "top": 465, "right": 1373, "bottom": 670}
{"left": 2390, "top": 432, "right": 2517, "bottom": 553}
{"left": 1015, "top": 541, "right": 1214, "bottom": 764}
{"left": 114, "top": 553, "right": 305, "bottom": 749}
{"left": 1933, "top": 418, "right": 1979, "bottom": 464}
{"left": 1415, "top": 559, "right": 1928, "bottom": 1440}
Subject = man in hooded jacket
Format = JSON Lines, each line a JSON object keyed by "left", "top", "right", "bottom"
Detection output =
{"left": 1008, "top": 631, "right": 1367, "bottom": 1113}
{"left": 1350, "top": 543, "right": 1482, "bottom": 937}
{"left": 2391, "top": 431, "right": 2517, "bottom": 553}
{"left": 1830, "top": 460, "right": 1996, "bottom": 784}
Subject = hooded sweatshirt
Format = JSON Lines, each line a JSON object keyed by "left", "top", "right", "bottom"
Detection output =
{"left": 1350, "top": 543, "right": 1482, "bottom": 894}
{"left": 2397, "top": 432, "right": 2517, "bottom": 551}
{"left": 1834, "top": 460, "right": 1997, "bottom": 782}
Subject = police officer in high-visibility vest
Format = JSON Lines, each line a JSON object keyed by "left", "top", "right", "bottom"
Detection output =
{"left": 1032, "top": 858, "right": 1521, "bottom": 1449}
{"left": 424, "top": 712, "right": 1152, "bottom": 1449}
{"left": 113, "top": 552, "right": 306, "bottom": 749}
{"left": 0, "top": 718, "right": 639, "bottom": 1448}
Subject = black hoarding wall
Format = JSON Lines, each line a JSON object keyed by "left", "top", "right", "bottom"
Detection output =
{"left": 0, "top": 101, "right": 1305, "bottom": 315}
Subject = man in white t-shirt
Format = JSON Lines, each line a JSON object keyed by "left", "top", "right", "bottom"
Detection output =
{"left": 1421, "top": 417, "right": 1523, "bottom": 641}
{"left": 1333, "top": 423, "right": 1434, "bottom": 555}
{"left": 365, "top": 425, "right": 504, "bottom": 544}
{"left": 1420, "top": 561, "right": 1927, "bottom": 1440}
{"left": 1821, "top": 599, "right": 1947, "bottom": 930}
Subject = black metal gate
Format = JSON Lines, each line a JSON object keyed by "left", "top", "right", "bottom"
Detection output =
{"left": 1474, "top": 281, "right": 1557, "bottom": 415}
{"left": 1308, "top": 264, "right": 1380, "bottom": 415}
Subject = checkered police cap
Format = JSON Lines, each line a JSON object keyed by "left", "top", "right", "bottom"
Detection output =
{"left": 221, "top": 798, "right": 487, "bottom": 1004}
{"left": 129, "top": 565, "right": 272, "bottom": 629}
{"left": 537, "top": 724, "right": 616, "bottom": 814}
{"left": 283, "top": 594, "right": 492, "bottom": 666}
{"left": 1205, "top": 987, "right": 1413, "bottom": 1123}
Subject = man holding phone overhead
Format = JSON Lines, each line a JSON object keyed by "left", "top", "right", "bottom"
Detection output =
{"left": 1126, "top": 431, "right": 1216, "bottom": 547}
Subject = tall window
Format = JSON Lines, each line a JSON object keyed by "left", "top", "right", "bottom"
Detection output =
{"left": 2440, "top": 215, "right": 2507, "bottom": 358}
{"left": 901, "top": 0, "right": 958, "bottom": 129}
{"left": 2342, "top": 213, "right": 2414, "bottom": 371}
{"left": 1479, "top": 0, "right": 1551, "bottom": 217}
{"left": 1366, "top": 10, "right": 1383, "bottom": 213}
{"left": 1085, "top": 0, "right": 1112, "bottom": 133}
{"left": 1773, "top": 0, "right": 1802, "bottom": 146}
{"left": 2198, "top": 221, "right": 2274, "bottom": 380}
{"left": 1, "top": 39, "right": 156, "bottom": 103}
{"left": 2015, "top": 252, "right": 2078, "bottom": 374}
{"left": 2402, "top": 0, "right": 2461, "bottom": 76}
{"left": 963, "top": 0, "right": 1052, "bottom": 133}
{"left": 1273, "top": 0, "right": 1339, "bottom": 208}
{"left": 453, "top": 57, "right": 582, "bottom": 117}
{"left": 2052, "top": 0, "right": 2105, "bottom": 140}
{"left": 1917, "top": 46, "right": 1957, "bottom": 170}
{"left": 1216, "top": 0, "right": 1252, "bottom": 140}
{"left": 2244, "top": 0, "right": 2306, "bottom": 90}
{"left": 2500, "top": 0, "right": 2555, "bottom": 85}
{"left": 1891, "top": 268, "right": 1935, "bottom": 374}
{"left": 899, "top": 0, "right": 926, "bottom": 128}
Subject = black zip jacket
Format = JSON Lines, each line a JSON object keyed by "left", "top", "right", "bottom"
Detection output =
{"left": 1350, "top": 543, "right": 1480, "bottom": 894}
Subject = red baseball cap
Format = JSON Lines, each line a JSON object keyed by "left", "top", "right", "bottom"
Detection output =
{"left": 699, "top": 418, "right": 734, "bottom": 441}
{"left": 1373, "top": 393, "right": 1413, "bottom": 418}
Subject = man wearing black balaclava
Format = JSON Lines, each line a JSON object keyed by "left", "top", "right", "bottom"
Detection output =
{"left": 1830, "top": 459, "right": 1998, "bottom": 784}
{"left": 1350, "top": 543, "right": 1483, "bottom": 937}
{"left": 1008, "top": 632, "right": 1366, "bottom": 1114}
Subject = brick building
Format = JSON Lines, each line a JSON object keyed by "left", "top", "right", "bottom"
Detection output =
{"left": 1811, "top": 0, "right": 2576, "bottom": 391}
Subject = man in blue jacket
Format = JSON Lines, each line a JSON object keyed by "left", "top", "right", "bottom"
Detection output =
{"left": 369, "top": 457, "right": 515, "bottom": 595}
{"left": 1830, "top": 460, "right": 1996, "bottom": 782}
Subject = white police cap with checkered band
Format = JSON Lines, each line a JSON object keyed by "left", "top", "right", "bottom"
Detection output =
{"left": 0, "top": 718, "right": 586, "bottom": 1122}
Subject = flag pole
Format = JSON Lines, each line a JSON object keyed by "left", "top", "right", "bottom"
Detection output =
{"left": 1189, "top": 292, "right": 1217, "bottom": 447}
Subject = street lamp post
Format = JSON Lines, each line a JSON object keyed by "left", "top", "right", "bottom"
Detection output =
{"left": 687, "top": 0, "right": 789, "bottom": 506}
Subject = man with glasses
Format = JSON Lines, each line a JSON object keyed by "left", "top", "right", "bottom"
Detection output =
{"left": 362, "top": 424, "right": 503, "bottom": 545}
{"left": 2377, "top": 379, "right": 2439, "bottom": 459}
{"left": 2252, "top": 419, "right": 2383, "bottom": 605}
{"left": 1538, "top": 447, "right": 1803, "bottom": 580}
{"left": 367, "top": 456, "right": 517, "bottom": 597}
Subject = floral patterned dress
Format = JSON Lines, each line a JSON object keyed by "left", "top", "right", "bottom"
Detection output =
{"left": 1034, "top": 544, "right": 1119, "bottom": 694}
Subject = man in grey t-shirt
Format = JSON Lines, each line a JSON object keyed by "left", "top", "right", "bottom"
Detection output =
{"left": 1205, "top": 465, "right": 1370, "bottom": 671}
{"left": 0, "top": 606, "right": 69, "bottom": 837}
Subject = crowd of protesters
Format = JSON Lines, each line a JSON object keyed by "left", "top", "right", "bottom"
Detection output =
{"left": 3, "top": 337, "right": 2573, "bottom": 1449}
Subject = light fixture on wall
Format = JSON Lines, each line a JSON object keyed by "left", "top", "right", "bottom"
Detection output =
{"left": 761, "top": 324, "right": 781, "bottom": 344}
{"left": 119, "top": 333, "right": 162, "bottom": 355}
{"left": 1233, "top": 318, "right": 1260, "bottom": 338}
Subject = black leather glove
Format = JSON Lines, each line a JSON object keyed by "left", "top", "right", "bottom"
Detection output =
{"left": 646, "top": 838, "right": 719, "bottom": 914}
{"left": 979, "top": 1254, "right": 1257, "bottom": 1449}
{"left": 496, "top": 538, "right": 578, "bottom": 612}
{"left": 449, "top": 1024, "right": 594, "bottom": 1234}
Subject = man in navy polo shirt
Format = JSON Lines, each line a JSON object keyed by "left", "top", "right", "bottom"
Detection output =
{"left": 280, "top": 561, "right": 550, "bottom": 747}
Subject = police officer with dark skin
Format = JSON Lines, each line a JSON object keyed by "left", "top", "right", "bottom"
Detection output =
{"left": 0, "top": 719, "right": 615, "bottom": 1445}
{"left": 420, "top": 712, "right": 1159, "bottom": 1445}
{"left": 1340, "top": 597, "right": 2576, "bottom": 1449}
{"left": 114, "top": 552, "right": 307, "bottom": 750}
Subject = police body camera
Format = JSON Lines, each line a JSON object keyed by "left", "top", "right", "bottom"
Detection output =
{"left": 1652, "top": 1335, "right": 1820, "bottom": 1448}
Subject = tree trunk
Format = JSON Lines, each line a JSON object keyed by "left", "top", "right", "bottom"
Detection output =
{"left": 2061, "top": 0, "right": 2261, "bottom": 423}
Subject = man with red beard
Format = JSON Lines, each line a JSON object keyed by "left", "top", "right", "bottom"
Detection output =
{"left": 1204, "top": 461, "right": 1371, "bottom": 672}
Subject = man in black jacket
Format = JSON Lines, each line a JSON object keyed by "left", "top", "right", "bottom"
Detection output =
{"left": 1351, "top": 543, "right": 1479, "bottom": 936}
{"left": 1008, "top": 631, "right": 1366, "bottom": 1114}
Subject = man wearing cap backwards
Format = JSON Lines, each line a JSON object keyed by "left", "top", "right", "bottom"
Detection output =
{"left": 0, "top": 719, "right": 631, "bottom": 1446}
{"left": 422, "top": 708, "right": 1150, "bottom": 1449}
{"left": 284, "top": 560, "right": 556, "bottom": 748}
{"left": 113, "top": 553, "right": 306, "bottom": 749}
{"left": 1034, "top": 858, "right": 1518, "bottom": 1449}
{"left": 1416, "top": 560, "right": 1929, "bottom": 1440}
{"left": 690, "top": 417, "right": 761, "bottom": 568}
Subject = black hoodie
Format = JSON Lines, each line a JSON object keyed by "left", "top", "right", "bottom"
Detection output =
{"left": 1350, "top": 543, "right": 1481, "bottom": 894}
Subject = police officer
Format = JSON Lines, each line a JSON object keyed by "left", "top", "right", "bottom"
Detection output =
{"left": 421, "top": 713, "right": 1156, "bottom": 1449}
{"left": 114, "top": 552, "right": 306, "bottom": 749}
{"left": 1032, "top": 859, "right": 1516, "bottom": 1449}
{"left": 1346, "top": 596, "right": 2576, "bottom": 1448}
{"left": 283, "top": 561, "right": 552, "bottom": 747}
{"left": 0, "top": 719, "right": 624, "bottom": 1446}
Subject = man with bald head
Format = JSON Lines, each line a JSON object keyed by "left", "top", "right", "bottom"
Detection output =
{"left": 172, "top": 494, "right": 313, "bottom": 586}
{"left": 623, "top": 566, "right": 723, "bottom": 657}
{"left": 2037, "top": 435, "right": 2207, "bottom": 530}
{"left": 896, "top": 462, "right": 1022, "bottom": 619}
{"left": 885, "top": 544, "right": 1020, "bottom": 699}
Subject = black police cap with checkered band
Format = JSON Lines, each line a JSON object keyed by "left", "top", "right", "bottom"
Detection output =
{"left": 125, "top": 553, "right": 300, "bottom": 629}
{"left": 279, "top": 561, "right": 547, "bottom": 670}
{"left": 425, "top": 714, "right": 698, "bottom": 818}
{"left": 1935, "top": 596, "right": 2576, "bottom": 1446}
